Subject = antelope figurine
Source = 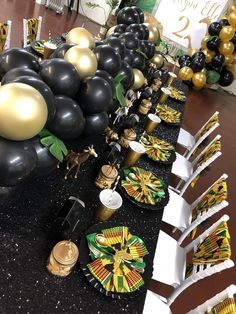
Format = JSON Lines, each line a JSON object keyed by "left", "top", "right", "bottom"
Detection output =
{"left": 64, "top": 145, "right": 98, "bottom": 180}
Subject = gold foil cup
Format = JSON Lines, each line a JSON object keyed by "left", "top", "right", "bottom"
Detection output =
{"left": 122, "top": 141, "right": 146, "bottom": 168}
{"left": 145, "top": 113, "right": 161, "bottom": 134}
{"left": 96, "top": 189, "right": 123, "bottom": 222}
{"left": 166, "top": 72, "right": 177, "bottom": 86}
{"left": 43, "top": 41, "right": 57, "bottom": 59}
{"left": 158, "top": 87, "right": 171, "bottom": 104}
{"left": 47, "top": 240, "right": 79, "bottom": 277}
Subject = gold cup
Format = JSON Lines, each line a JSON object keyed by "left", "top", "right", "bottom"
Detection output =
{"left": 43, "top": 41, "right": 57, "bottom": 59}
{"left": 122, "top": 141, "right": 146, "bottom": 168}
{"left": 145, "top": 113, "right": 161, "bottom": 134}
{"left": 96, "top": 189, "right": 123, "bottom": 222}
{"left": 158, "top": 87, "right": 171, "bottom": 104}
{"left": 166, "top": 72, "right": 177, "bottom": 86}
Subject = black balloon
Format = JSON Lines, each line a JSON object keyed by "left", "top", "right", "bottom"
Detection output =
{"left": 191, "top": 57, "right": 205, "bottom": 72}
{"left": 219, "top": 19, "right": 230, "bottom": 27}
{"left": 140, "top": 24, "right": 149, "bottom": 40}
{"left": 180, "top": 60, "right": 192, "bottom": 68}
{"left": 130, "top": 50, "right": 145, "bottom": 70}
{"left": 123, "top": 49, "right": 134, "bottom": 67}
{"left": 219, "top": 70, "right": 234, "bottom": 87}
{"left": 206, "top": 36, "right": 220, "bottom": 52}
{"left": 117, "top": 7, "right": 140, "bottom": 25}
{"left": 109, "top": 32, "right": 121, "bottom": 38}
{"left": 211, "top": 54, "right": 225, "bottom": 67}
{"left": 117, "top": 61, "right": 134, "bottom": 90}
{"left": 126, "top": 24, "right": 145, "bottom": 40}
{"left": 1, "top": 67, "right": 40, "bottom": 85}
{"left": 131, "top": 6, "right": 144, "bottom": 23}
{"left": 95, "top": 40, "right": 104, "bottom": 47}
{"left": 208, "top": 22, "right": 222, "bottom": 36}
{"left": 83, "top": 112, "right": 109, "bottom": 136}
{"left": 107, "top": 99, "right": 119, "bottom": 114}
{"left": 192, "top": 51, "right": 205, "bottom": 60}
{"left": 77, "top": 76, "right": 112, "bottom": 114}
{"left": 114, "top": 24, "right": 127, "bottom": 33}
{"left": 40, "top": 58, "right": 80, "bottom": 97}
{"left": 94, "top": 45, "right": 121, "bottom": 77}
{"left": 0, "top": 138, "right": 37, "bottom": 186}
{"left": 104, "top": 37, "right": 126, "bottom": 57}
{"left": 139, "top": 40, "right": 155, "bottom": 59}
{"left": 31, "top": 136, "right": 58, "bottom": 177}
{"left": 119, "top": 32, "right": 139, "bottom": 50}
{"left": 0, "top": 48, "right": 39, "bottom": 73}
{"left": 12, "top": 75, "right": 56, "bottom": 124}
{"left": 179, "top": 54, "right": 191, "bottom": 66}
{"left": 53, "top": 43, "right": 74, "bottom": 58}
{"left": 95, "top": 70, "right": 115, "bottom": 95}
{"left": 49, "top": 95, "right": 85, "bottom": 139}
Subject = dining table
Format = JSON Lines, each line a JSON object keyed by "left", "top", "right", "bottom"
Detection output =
{"left": 0, "top": 36, "right": 188, "bottom": 314}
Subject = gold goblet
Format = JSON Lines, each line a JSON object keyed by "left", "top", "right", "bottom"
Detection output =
{"left": 145, "top": 113, "right": 161, "bottom": 134}
{"left": 158, "top": 87, "right": 171, "bottom": 104}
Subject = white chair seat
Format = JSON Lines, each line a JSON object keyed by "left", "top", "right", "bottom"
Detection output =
{"left": 171, "top": 152, "right": 192, "bottom": 181}
{"left": 162, "top": 189, "right": 191, "bottom": 231}
{"left": 143, "top": 291, "right": 172, "bottom": 314}
{"left": 177, "top": 128, "right": 195, "bottom": 150}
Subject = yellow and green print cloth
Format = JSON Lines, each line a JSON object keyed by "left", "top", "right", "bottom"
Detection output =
{"left": 207, "top": 297, "right": 236, "bottom": 314}
{"left": 0, "top": 22, "right": 8, "bottom": 52}
{"left": 168, "top": 86, "right": 186, "bottom": 102}
{"left": 156, "top": 104, "right": 181, "bottom": 125}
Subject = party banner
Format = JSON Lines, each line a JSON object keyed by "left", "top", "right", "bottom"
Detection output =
{"left": 155, "top": 0, "right": 230, "bottom": 50}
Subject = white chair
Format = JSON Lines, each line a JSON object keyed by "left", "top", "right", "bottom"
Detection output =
{"left": 23, "top": 16, "right": 42, "bottom": 47}
{"left": 177, "top": 111, "right": 219, "bottom": 159}
{"left": 162, "top": 174, "right": 229, "bottom": 244}
{"left": 143, "top": 291, "right": 172, "bottom": 314}
{"left": 152, "top": 215, "right": 234, "bottom": 306}
{"left": 0, "top": 20, "right": 12, "bottom": 51}
{"left": 171, "top": 134, "right": 222, "bottom": 196}
{"left": 187, "top": 284, "right": 236, "bottom": 314}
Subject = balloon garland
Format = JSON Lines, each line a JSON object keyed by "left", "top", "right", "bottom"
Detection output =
{"left": 178, "top": 3, "right": 236, "bottom": 89}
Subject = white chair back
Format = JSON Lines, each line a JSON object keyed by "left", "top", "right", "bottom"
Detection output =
{"left": 143, "top": 291, "right": 172, "bottom": 314}
{"left": 187, "top": 284, "right": 236, "bottom": 314}
{"left": 23, "top": 16, "right": 42, "bottom": 47}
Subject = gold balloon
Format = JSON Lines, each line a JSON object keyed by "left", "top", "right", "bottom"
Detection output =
{"left": 232, "top": 54, "right": 236, "bottom": 64}
{"left": 0, "top": 83, "right": 48, "bottom": 141}
{"left": 144, "top": 23, "right": 160, "bottom": 43}
{"left": 188, "top": 48, "right": 198, "bottom": 57}
{"left": 202, "top": 49, "right": 215, "bottom": 63}
{"left": 64, "top": 46, "right": 97, "bottom": 80}
{"left": 66, "top": 27, "right": 95, "bottom": 49}
{"left": 224, "top": 54, "right": 234, "bottom": 65}
{"left": 219, "top": 41, "right": 234, "bottom": 55}
{"left": 230, "top": 4, "right": 236, "bottom": 12}
{"left": 150, "top": 53, "right": 164, "bottom": 68}
{"left": 201, "top": 35, "right": 210, "bottom": 49}
{"left": 192, "top": 72, "right": 206, "bottom": 88}
{"left": 178, "top": 66, "right": 193, "bottom": 80}
{"left": 228, "top": 11, "right": 236, "bottom": 27}
{"left": 201, "top": 68, "right": 207, "bottom": 75}
{"left": 144, "top": 12, "right": 163, "bottom": 37}
{"left": 219, "top": 26, "right": 234, "bottom": 41}
{"left": 106, "top": 26, "right": 116, "bottom": 38}
{"left": 131, "top": 68, "right": 145, "bottom": 90}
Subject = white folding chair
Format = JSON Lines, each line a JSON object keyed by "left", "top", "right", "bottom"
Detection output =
{"left": 177, "top": 111, "right": 219, "bottom": 159}
{"left": 171, "top": 134, "right": 222, "bottom": 196}
{"left": 152, "top": 215, "right": 234, "bottom": 306}
{"left": 162, "top": 174, "right": 229, "bottom": 244}
{"left": 143, "top": 291, "right": 172, "bottom": 314}
{"left": 187, "top": 284, "right": 236, "bottom": 314}
{"left": 0, "top": 20, "right": 12, "bottom": 51}
{"left": 23, "top": 16, "right": 42, "bottom": 47}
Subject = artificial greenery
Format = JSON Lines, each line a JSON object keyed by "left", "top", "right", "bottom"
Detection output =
{"left": 113, "top": 73, "right": 127, "bottom": 108}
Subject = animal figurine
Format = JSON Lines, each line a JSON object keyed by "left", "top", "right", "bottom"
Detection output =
{"left": 104, "top": 127, "right": 119, "bottom": 143}
{"left": 64, "top": 145, "right": 98, "bottom": 179}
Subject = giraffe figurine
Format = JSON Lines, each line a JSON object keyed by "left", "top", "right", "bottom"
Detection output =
{"left": 64, "top": 145, "right": 98, "bottom": 180}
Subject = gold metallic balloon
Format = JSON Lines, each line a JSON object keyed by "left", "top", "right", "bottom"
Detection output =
{"left": 131, "top": 68, "right": 145, "bottom": 90}
{"left": 192, "top": 72, "right": 206, "bottom": 88}
{"left": 232, "top": 54, "right": 236, "bottom": 64}
{"left": 228, "top": 11, "right": 236, "bottom": 27}
{"left": 64, "top": 46, "right": 97, "bottom": 80}
{"left": 144, "top": 13, "right": 163, "bottom": 37}
{"left": 201, "top": 35, "right": 210, "bottom": 49}
{"left": 178, "top": 66, "right": 193, "bottom": 80}
{"left": 224, "top": 54, "right": 233, "bottom": 65}
{"left": 202, "top": 49, "right": 215, "bottom": 63}
{"left": 201, "top": 68, "right": 207, "bottom": 75}
{"left": 219, "top": 41, "right": 234, "bottom": 55}
{"left": 230, "top": 4, "right": 236, "bottom": 12}
{"left": 0, "top": 83, "right": 48, "bottom": 141}
{"left": 66, "top": 27, "right": 95, "bottom": 49}
{"left": 150, "top": 53, "right": 164, "bottom": 68}
{"left": 106, "top": 26, "right": 116, "bottom": 38}
{"left": 219, "top": 26, "right": 234, "bottom": 41}
{"left": 144, "top": 23, "right": 160, "bottom": 43}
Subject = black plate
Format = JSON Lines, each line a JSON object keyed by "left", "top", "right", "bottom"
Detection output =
{"left": 79, "top": 222, "right": 153, "bottom": 299}
{"left": 118, "top": 167, "right": 169, "bottom": 211}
